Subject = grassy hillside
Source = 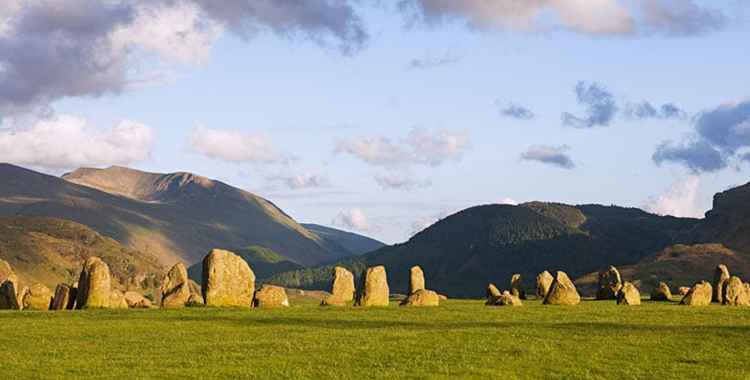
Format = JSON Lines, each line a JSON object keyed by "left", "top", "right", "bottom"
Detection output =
{"left": 2, "top": 301, "right": 750, "bottom": 379}
{"left": 187, "top": 245, "right": 304, "bottom": 282}
{"left": 0, "top": 164, "right": 350, "bottom": 267}
{"left": 0, "top": 216, "right": 163, "bottom": 292}
{"left": 268, "top": 203, "right": 698, "bottom": 297}
{"left": 576, "top": 244, "right": 750, "bottom": 295}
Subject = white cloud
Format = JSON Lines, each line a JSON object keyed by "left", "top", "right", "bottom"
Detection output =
{"left": 332, "top": 208, "right": 378, "bottom": 232}
{"left": 400, "top": 0, "right": 725, "bottom": 36}
{"left": 335, "top": 127, "right": 470, "bottom": 168}
{"left": 645, "top": 176, "right": 705, "bottom": 218}
{"left": 374, "top": 173, "right": 432, "bottom": 190}
{"left": 499, "top": 197, "right": 518, "bottom": 205}
{"left": 188, "top": 126, "right": 288, "bottom": 164}
{"left": 267, "top": 173, "right": 330, "bottom": 190}
{"left": 0, "top": 114, "right": 154, "bottom": 170}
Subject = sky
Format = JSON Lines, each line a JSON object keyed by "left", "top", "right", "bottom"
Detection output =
{"left": 1, "top": 0, "right": 749, "bottom": 244}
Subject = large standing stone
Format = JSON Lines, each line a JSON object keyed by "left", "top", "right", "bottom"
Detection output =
{"left": 409, "top": 266, "right": 425, "bottom": 294}
{"left": 400, "top": 289, "right": 440, "bottom": 307}
{"left": 76, "top": 257, "right": 112, "bottom": 309}
{"left": 201, "top": 249, "right": 255, "bottom": 307}
{"left": 713, "top": 265, "right": 731, "bottom": 303}
{"left": 109, "top": 290, "right": 129, "bottom": 309}
{"left": 321, "top": 266, "right": 355, "bottom": 306}
{"left": 495, "top": 291, "right": 523, "bottom": 306}
{"left": 543, "top": 271, "right": 581, "bottom": 305}
{"left": 355, "top": 266, "right": 389, "bottom": 307}
{"left": 596, "top": 266, "right": 623, "bottom": 300}
{"left": 124, "top": 291, "right": 152, "bottom": 308}
{"left": 22, "top": 284, "right": 52, "bottom": 311}
{"left": 0, "top": 279, "right": 21, "bottom": 310}
{"left": 511, "top": 274, "right": 526, "bottom": 300}
{"left": 50, "top": 284, "right": 76, "bottom": 310}
{"left": 536, "top": 271, "right": 554, "bottom": 299}
{"left": 678, "top": 287, "right": 691, "bottom": 296}
{"left": 616, "top": 282, "right": 641, "bottom": 306}
{"left": 722, "top": 276, "right": 750, "bottom": 306}
{"left": 680, "top": 281, "right": 712, "bottom": 306}
{"left": 254, "top": 285, "right": 289, "bottom": 308}
{"left": 486, "top": 283, "right": 502, "bottom": 305}
{"left": 161, "top": 263, "right": 191, "bottom": 308}
{"left": 650, "top": 282, "right": 672, "bottom": 302}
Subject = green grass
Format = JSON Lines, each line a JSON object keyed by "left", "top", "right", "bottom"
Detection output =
{"left": 2, "top": 300, "right": 750, "bottom": 379}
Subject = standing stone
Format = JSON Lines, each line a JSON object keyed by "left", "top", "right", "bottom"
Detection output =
{"left": 680, "top": 281, "right": 712, "bottom": 306}
{"left": 409, "top": 266, "right": 425, "bottom": 294}
{"left": 543, "top": 271, "right": 581, "bottom": 305}
{"left": 678, "top": 287, "right": 691, "bottom": 296}
{"left": 201, "top": 249, "right": 255, "bottom": 308}
{"left": 124, "top": 291, "right": 152, "bottom": 308}
{"left": 400, "top": 289, "right": 440, "bottom": 307}
{"left": 109, "top": 290, "right": 129, "bottom": 309}
{"left": 486, "top": 283, "right": 502, "bottom": 305}
{"left": 253, "top": 285, "right": 290, "bottom": 308}
{"left": 650, "top": 282, "right": 672, "bottom": 301}
{"left": 321, "top": 266, "right": 355, "bottom": 306}
{"left": 713, "top": 265, "right": 731, "bottom": 303}
{"left": 22, "top": 284, "right": 52, "bottom": 311}
{"left": 495, "top": 291, "right": 523, "bottom": 306}
{"left": 161, "top": 263, "right": 191, "bottom": 308}
{"left": 511, "top": 274, "right": 526, "bottom": 300}
{"left": 0, "top": 278, "right": 22, "bottom": 310}
{"left": 187, "top": 280, "right": 204, "bottom": 306}
{"left": 723, "top": 276, "right": 750, "bottom": 306}
{"left": 536, "top": 271, "right": 554, "bottom": 299}
{"left": 355, "top": 266, "right": 389, "bottom": 307}
{"left": 50, "top": 284, "right": 76, "bottom": 310}
{"left": 616, "top": 282, "right": 641, "bottom": 306}
{"left": 0, "top": 259, "right": 14, "bottom": 284}
{"left": 76, "top": 257, "right": 112, "bottom": 309}
{"left": 596, "top": 266, "right": 623, "bottom": 300}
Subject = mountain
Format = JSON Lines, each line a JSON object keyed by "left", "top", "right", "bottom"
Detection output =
{"left": 693, "top": 183, "right": 750, "bottom": 254}
{"left": 268, "top": 202, "right": 699, "bottom": 297}
{"left": 301, "top": 224, "right": 385, "bottom": 257}
{"left": 0, "top": 216, "right": 163, "bottom": 294}
{"left": 0, "top": 164, "right": 353, "bottom": 267}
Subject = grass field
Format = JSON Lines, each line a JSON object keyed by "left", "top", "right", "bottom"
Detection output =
{"left": 2, "top": 299, "right": 750, "bottom": 379}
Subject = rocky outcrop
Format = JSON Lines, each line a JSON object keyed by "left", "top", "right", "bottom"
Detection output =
{"left": 22, "top": 284, "right": 52, "bottom": 311}
{"left": 161, "top": 263, "right": 191, "bottom": 308}
{"left": 650, "top": 282, "right": 672, "bottom": 301}
{"left": 253, "top": 285, "right": 289, "bottom": 308}
{"left": 486, "top": 283, "right": 502, "bottom": 305}
{"left": 50, "top": 284, "right": 76, "bottom": 310}
{"left": 713, "top": 265, "right": 730, "bottom": 303}
{"left": 722, "top": 276, "right": 750, "bottom": 306}
{"left": 543, "top": 271, "right": 581, "bottom": 305}
{"left": 680, "top": 281, "right": 712, "bottom": 306}
{"left": 201, "top": 249, "right": 255, "bottom": 308}
{"left": 616, "top": 282, "right": 641, "bottom": 306}
{"left": 76, "top": 257, "right": 112, "bottom": 309}
{"left": 321, "top": 266, "right": 355, "bottom": 306}
{"left": 124, "top": 291, "right": 152, "bottom": 308}
{"left": 409, "top": 266, "right": 425, "bottom": 294}
{"left": 511, "top": 274, "right": 526, "bottom": 300}
{"left": 401, "top": 289, "right": 440, "bottom": 306}
{"left": 596, "top": 266, "right": 622, "bottom": 300}
{"left": 355, "top": 266, "right": 389, "bottom": 307}
{"left": 109, "top": 290, "right": 129, "bottom": 309}
{"left": 536, "top": 271, "right": 553, "bottom": 299}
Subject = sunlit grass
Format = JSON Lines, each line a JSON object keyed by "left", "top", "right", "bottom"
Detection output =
{"left": 1, "top": 300, "right": 749, "bottom": 379}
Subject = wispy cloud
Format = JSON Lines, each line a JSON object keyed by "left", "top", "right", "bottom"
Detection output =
{"left": 645, "top": 176, "right": 704, "bottom": 218}
{"left": 188, "top": 126, "right": 290, "bottom": 164}
{"left": 407, "top": 52, "right": 461, "bottom": 70}
{"left": 562, "top": 82, "right": 618, "bottom": 128}
{"left": 521, "top": 145, "right": 575, "bottom": 169}
{"left": 332, "top": 208, "right": 379, "bottom": 232}
{"left": 374, "top": 173, "right": 432, "bottom": 190}
{"left": 498, "top": 102, "right": 535, "bottom": 120}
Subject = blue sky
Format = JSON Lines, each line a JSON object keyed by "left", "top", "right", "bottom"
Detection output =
{"left": 1, "top": 0, "right": 749, "bottom": 243}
